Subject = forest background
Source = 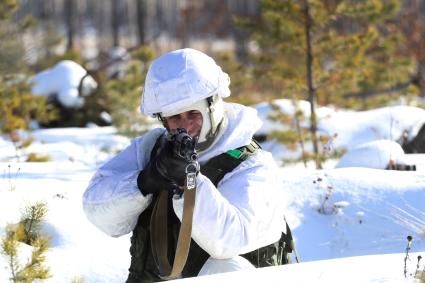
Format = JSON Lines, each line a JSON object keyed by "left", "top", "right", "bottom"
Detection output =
{"left": 1, "top": 0, "right": 425, "bottom": 166}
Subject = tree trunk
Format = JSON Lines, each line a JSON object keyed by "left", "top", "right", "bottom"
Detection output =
{"left": 292, "top": 96, "right": 307, "bottom": 168}
{"left": 136, "top": 0, "right": 147, "bottom": 45}
{"left": 64, "top": 0, "right": 74, "bottom": 51}
{"left": 304, "top": 0, "right": 321, "bottom": 169}
{"left": 230, "top": 0, "right": 256, "bottom": 64}
{"left": 417, "top": 59, "right": 425, "bottom": 98}
{"left": 111, "top": 0, "right": 120, "bottom": 47}
{"left": 180, "top": 0, "right": 192, "bottom": 48}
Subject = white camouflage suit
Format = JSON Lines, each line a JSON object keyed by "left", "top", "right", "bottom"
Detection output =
{"left": 82, "top": 48, "right": 285, "bottom": 276}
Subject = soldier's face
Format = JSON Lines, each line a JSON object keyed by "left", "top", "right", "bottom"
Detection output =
{"left": 164, "top": 110, "right": 203, "bottom": 138}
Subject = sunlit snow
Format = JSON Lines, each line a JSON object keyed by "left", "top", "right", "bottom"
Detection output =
{"left": 0, "top": 103, "right": 424, "bottom": 282}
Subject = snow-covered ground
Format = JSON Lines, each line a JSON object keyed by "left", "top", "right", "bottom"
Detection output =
{"left": 0, "top": 104, "right": 424, "bottom": 283}
{"left": 175, "top": 252, "right": 424, "bottom": 283}
{"left": 255, "top": 100, "right": 425, "bottom": 164}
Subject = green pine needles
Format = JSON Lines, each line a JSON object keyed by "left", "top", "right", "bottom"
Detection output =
{"left": 237, "top": 0, "right": 414, "bottom": 108}
{"left": 20, "top": 202, "right": 49, "bottom": 245}
{"left": 0, "top": 0, "right": 56, "bottom": 136}
{"left": 0, "top": 76, "right": 56, "bottom": 135}
{"left": 104, "top": 46, "right": 156, "bottom": 137}
{"left": 1, "top": 202, "right": 51, "bottom": 282}
{"left": 234, "top": 0, "right": 413, "bottom": 168}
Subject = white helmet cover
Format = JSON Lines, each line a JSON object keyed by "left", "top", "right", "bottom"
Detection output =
{"left": 140, "top": 48, "right": 231, "bottom": 116}
{"left": 140, "top": 48, "right": 231, "bottom": 151}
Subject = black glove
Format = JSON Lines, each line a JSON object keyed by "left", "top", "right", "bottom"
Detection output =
{"left": 137, "top": 140, "right": 190, "bottom": 196}
{"left": 155, "top": 139, "right": 190, "bottom": 186}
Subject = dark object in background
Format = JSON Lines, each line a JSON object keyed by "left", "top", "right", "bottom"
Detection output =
{"left": 402, "top": 123, "right": 425, "bottom": 153}
{"left": 253, "top": 134, "right": 267, "bottom": 143}
{"left": 386, "top": 163, "right": 416, "bottom": 171}
{"left": 41, "top": 94, "right": 111, "bottom": 128}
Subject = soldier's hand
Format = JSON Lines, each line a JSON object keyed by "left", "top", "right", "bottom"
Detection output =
{"left": 137, "top": 140, "right": 189, "bottom": 196}
{"left": 155, "top": 140, "right": 190, "bottom": 187}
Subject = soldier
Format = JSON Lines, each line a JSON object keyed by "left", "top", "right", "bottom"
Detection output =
{"left": 83, "top": 48, "right": 288, "bottom": 282}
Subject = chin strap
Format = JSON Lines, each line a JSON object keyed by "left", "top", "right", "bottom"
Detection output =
{"left": 206, "top": 95, "right": 222, "bottom": 137}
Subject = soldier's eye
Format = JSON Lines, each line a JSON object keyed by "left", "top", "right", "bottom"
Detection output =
{"left": 188, "top": 111, "right": 201, "bottom": 119}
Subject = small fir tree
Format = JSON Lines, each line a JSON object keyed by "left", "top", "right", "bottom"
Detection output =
{"left": 20, "top": 202, "right": 48, "bottom": 245}
{"left": 1, "top": 202, "right": 51, "bottom": 283}
{"left": 267, "top": 101, "right": 311, "bottom": 165}
{"left": 0, "top": 76, "right": 56, "bottom": 135}
{"left": 215, "top": 51, "right": 264, "bottom": 105}
{"left": 0, "top": 1, "right": 56, "bottom": 135}
{"left": 104, "top": 46, "right": 156, "bottom": 137}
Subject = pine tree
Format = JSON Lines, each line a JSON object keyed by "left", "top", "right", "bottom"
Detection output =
{"left": 1, "top": 202, "right": 51, "bottom": 283}
{"left": 104, "top": 46, "right": 156, "bottom": 137}
{"left": 399, "top": 0, "right": 425, "bottom": 98}
{"left": 20, "top": 202, "right": 48, "bottom": 245}
{"left": 1, "top": 224, "right": 24, "bottom": 282}
{"left": 241, "top": 0, "right": 412, "bottom": 107}
{"left": 0, "top": 0, "right": 56, "bottom": 135}
{"left": 0, "top": 76, "right": 56, "bottom": 135}
{"left": 267, "top": 101, "right": 309, "bottom": 164}
{"left": 1, "top": 225, "right": 51, "bottom": 283}
{"left": 0, "top": 0, "right": 17, "bottom": 20}
{"left": 237, "top": 0, "right": 413, "bottom": 167}
{"left": 215, "top": 51, "right": 260, "bottom": 105}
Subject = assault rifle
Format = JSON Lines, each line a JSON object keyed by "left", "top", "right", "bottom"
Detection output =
{"left": 168, "top": 128, "right": 200, "bottom": 190}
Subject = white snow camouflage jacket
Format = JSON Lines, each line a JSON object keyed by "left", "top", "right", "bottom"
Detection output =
{"left": 83, "top": 103, "right": 285, "bottom": 259}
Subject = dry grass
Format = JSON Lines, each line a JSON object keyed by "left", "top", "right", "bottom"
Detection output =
{"left": 26, "top": 152, "right": 51, "bottom": 162}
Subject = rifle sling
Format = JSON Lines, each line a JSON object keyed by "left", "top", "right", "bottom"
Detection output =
{"left": 150, "top": 188, "right": 196, "bottom": 280}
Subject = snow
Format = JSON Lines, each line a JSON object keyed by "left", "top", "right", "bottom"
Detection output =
{"left": 281, "top": 167, "right": 425, "bottom": 261}
{"left": 318, "top": 105, "right": 425, "bottom": 149}
{"left": 0, "top": 104, "right": 424, "bottom": 282}
{"left": 31, "top": 60, "right": 98, "bottom": 108}
{"left": 255, "top": 100, "right": 425, "bottom": 162}
{"left": 335, "top": 139, "right": 406, "bottom": 169}
{"left": 175, "top": 253, "right": 423, "bottom": 283}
